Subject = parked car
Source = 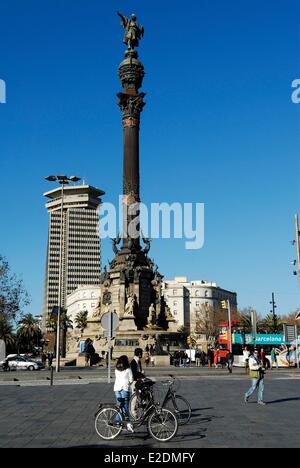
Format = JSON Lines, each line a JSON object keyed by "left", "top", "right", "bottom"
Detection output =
{"left": 1, "top": 355, "right": 45, "bottom": 371}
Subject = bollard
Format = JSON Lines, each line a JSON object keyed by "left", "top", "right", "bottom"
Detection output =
{"left": 50, "top": 366, "right": 54, "bottom": 386}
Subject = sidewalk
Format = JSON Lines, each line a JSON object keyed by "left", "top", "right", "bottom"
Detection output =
{"left": 0, "top": 365, "right": 298, "bottom": 386}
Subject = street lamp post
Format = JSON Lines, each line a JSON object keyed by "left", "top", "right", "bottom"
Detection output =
{"left": 294, "top": 214, "right": 300, "bottom": 289}
{"left": 34, "top": 315, "right": 43, "bottom": 350}
{"left": 221, "top": 299, "right": 232, "bottom": 353}
{"left": 227, "top": 300, "right": 232, "bottom": 353}
{"left": 269, "top": 292, "right": 277, "bottom": 334}
{"left": 45, "top": 175, "right": 81, "bottom": 372}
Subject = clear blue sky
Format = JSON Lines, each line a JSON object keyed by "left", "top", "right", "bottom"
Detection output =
{"left": 0, "top": 0, "right": 299, "bottom": 318}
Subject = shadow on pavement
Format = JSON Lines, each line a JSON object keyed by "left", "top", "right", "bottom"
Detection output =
{"left": 191, "top": 407, "right": 214, "bottom": 412}
{"left": 266, "top": 397, "right": 300, "bottom": 404}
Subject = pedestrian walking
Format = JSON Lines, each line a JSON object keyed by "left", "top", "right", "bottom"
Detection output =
{"left": 213, "top": 348, "right": 219, "bottom": 368}
{"left": 207, "top": 348, "right": 214, "bottom": 368}
{"left": 47, "top": 352, "right": 53, "bottom": 369}
{"left": 270, "top": 347, "right": 278, "bottom": 369}
{"left": 244, "top": 349, "right": 266, "bottom": 406}
{"left": 114, "top": 355, "right": 134, "bottom": 433}
{"left": 200, "top": 350, "right": 206, "bottom": 367}
{"left": 144, "top": 351, "right": 150, "bottom": 367}
{"left": 180, "top": 351, "right": 188, "bottom": 368}
{"left": 226, "top": 350, "right": 234, "bottom": 374}
{"left": 195, "top": 349, "right": 201, "bottom": 367}
{"left": 173, "top": 351, "right": 180, "bottom": 367}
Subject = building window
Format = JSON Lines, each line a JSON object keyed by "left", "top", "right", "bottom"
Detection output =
{"left": 173, "top": 301, "right": 178, "bottom": 306}
{"left": 173, "top": 310, "right": 177, "bottom": 316}
{"left": 205, "top": 290, "right": 208, "bottom": 298}
{"left": 196, "top": 301, "right": 200, "bottom": 307}
{"left": 195, "top": 290, "right": 200, "bottom": 297}
{"left": 173, "top": 289, "right": 177, "bottom": 295}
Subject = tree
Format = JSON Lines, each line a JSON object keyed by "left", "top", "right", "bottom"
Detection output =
{"left": 260, "top": 313, "right": 283, "bottom": 334}
{"left": 0, "top": 314, "right": 15, "bottom": 346}
{"left": 0, "top": 255, "right": 30, "bottom": 324}
{"left": 75, "top": 311, "right": 88, "bottom": 334}
{"left": 237, "top": 307, "right": 266, "bottom": 333}
{"left": 281, "top": 311, "right": 300, "bottom": 328}
{"left": 195, "top": 305, "right": 228, "bottom": 343}
{"left": 60, "top": 309, "right": 73, "bottom": 331}
{"left": 16, "top": 313, "right": 41, "bottom": 352}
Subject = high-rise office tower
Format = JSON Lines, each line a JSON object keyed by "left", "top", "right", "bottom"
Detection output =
{"left": 43, "top": 184, "right": 105, "bottom": 319}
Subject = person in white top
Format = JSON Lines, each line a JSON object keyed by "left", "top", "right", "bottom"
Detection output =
{"left": 114, "top": 355, "right": 134, "bottom": 432}
{"left": 244, "top": 349, "right": 266, "bottom": 406}
{"left": 243, "top": 347, "right": 249, "bottom": 374}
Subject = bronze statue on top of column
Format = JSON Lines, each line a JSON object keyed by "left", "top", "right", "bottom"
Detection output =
{"left": 117, "top": 12, "right": 144, "bottom": 52}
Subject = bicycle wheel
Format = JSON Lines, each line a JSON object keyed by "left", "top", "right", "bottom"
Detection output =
{"left": 95, "top": 407, "right": 122, "bottom": 440}
{"left": 164, "top": 395, "right": 192, "bottom": 425}
{"left": 148, "top": 408, "right": 178, "bottom": 442}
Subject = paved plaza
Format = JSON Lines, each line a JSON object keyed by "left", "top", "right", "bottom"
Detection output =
{"left": 0, "top": 369, "right": 299, "bottom": 448}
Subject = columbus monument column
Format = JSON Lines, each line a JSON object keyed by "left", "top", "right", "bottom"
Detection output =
{"left": 93, "top": 13, "right": 175, "bottom": 351}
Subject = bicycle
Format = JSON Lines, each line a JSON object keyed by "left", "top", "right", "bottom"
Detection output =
{"left": 95, "top": 380, "right": 178, "bottom": 442}
{"left": 129, "top": 375, "right": 191, "bottom": 425}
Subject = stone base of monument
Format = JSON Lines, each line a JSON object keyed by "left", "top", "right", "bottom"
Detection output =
{"left": 113, "top": 330, "right": 147, "bottom": 360}
{"left": 152, "top": 355, "right": 171, "bottom": 367}
{"left": 118, "top": 317, "right": 138, "bottom": 332}
{"left": 165, "top": 320, "right": 178, "bottom": 332}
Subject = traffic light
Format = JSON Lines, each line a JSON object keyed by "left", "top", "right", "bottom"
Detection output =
{"left": 187, "top": 336, "right": 196, "bottom": 347}
{"left": 221, "top": 300, "right": 228, "bottom": 310}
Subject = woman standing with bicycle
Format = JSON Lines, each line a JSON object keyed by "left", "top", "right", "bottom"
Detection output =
{"left": 114, "top": 355, "right": 135, "bottom": 432}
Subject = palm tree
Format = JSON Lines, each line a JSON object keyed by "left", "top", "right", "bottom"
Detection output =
{"left": 75, "top": 311, "right": 88, "bottom": 334}
{"left": 60, "top": 309, "right": 73, "bottom": 331}
{"left": 237, "top": 307, "right": 260, "bottom": 332}
{"left": 45, "top": 316, "right": 56, "bottom": 332}
{"left": 260, "top": 313, "right": 282, "bottom": 334}
{"left": 60, "top": 309, "right": 73, "bottom": 358}
{"left": 45, "top": 309, "right": 73, "bottom": 358}
{"left": 16, "top": 313, "right": 41, "bottom": 352}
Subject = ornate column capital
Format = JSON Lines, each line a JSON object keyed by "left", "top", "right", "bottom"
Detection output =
{"left": 117, "top": 92, "right": 146, "bottom": 122}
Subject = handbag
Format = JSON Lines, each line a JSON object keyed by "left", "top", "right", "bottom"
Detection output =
{"left": 249, "top": 369, "right": 259, "bottom": 379}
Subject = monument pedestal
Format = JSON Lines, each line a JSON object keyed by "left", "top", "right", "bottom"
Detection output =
{"left": 118, "top": 316, "right": 137, "bottom": 332}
